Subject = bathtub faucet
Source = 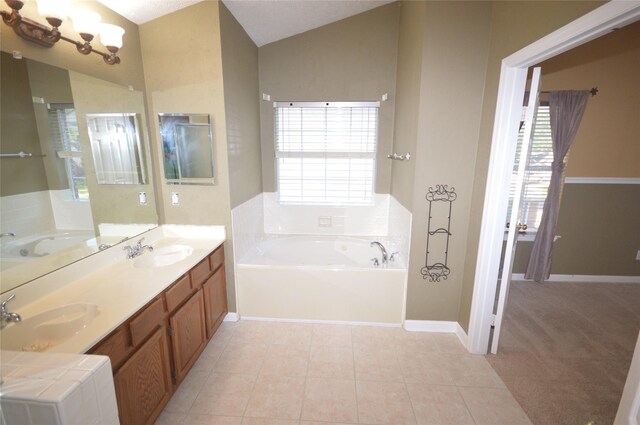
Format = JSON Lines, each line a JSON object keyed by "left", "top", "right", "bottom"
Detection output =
{"left": 1, "top": 294, "right": 21, "bottom": 329}
{"left": 0, "top": 232, "right": 16, "bottom": 238}
{"left": 124, "top": 237, "right": 154, "bottom": 259}
{"left": 370, "top": 241, "right": 389, "bottom": 265}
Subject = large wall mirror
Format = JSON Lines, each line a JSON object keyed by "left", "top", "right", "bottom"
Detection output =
{"left": 0, "top": 52, "right": 158, "bottom": 294}
{"left": 159, "top": 113, "right": 215, "bottom": 185}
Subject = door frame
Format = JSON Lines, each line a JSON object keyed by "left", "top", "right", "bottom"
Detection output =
{"left": 467, "top": 1, "right": 640, "bottom": 355}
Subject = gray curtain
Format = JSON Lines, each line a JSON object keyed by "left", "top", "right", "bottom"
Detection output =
{"left": 525, "top": 90, "right": 590, "bottom": 283}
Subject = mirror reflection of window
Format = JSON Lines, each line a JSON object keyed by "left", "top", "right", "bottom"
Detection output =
{"left": 86, "top": 113, "right": 146, "bottom": 185}
{"left": 48, "top": 104, "right": 88, "bottom": 200}
{"left": 159, "top": 114, "right": 215, "bottom": 185}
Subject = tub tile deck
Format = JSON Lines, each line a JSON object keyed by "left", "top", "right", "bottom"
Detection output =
{"left": 156, "top": 320, "right": 532, "bottom": 425}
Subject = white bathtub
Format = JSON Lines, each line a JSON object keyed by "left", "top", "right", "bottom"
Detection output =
{"left": 236, "top": 236, "right": 407, "bottom": 324}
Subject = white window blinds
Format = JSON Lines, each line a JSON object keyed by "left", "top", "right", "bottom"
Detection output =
{"left": 508, "top": 105, "right": 555, "bottom": 231}
{"left": 275, "top": 102, "right": 379, "bottom": 205}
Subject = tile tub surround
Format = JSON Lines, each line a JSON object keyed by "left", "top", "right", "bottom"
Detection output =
{"left": 155, "top": 320, "right": 532, "bottom": 425}
{"left": 1, "top": 224, "right": 226, "bottom": 354}
{"left": 0, "top": 351, "right": 118, "bottom": 425}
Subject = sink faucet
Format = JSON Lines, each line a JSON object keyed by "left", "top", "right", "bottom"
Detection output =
{"left": 124, "top": 237, "right": 154, "bottom": 259}
{"left": 1, "top": 294, "right": 21, "bottom": 329}
{"left": 370, "top": 241, "right": 389, "bottom": 264}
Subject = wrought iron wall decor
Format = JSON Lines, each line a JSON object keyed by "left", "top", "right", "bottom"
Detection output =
{"left": 421, "top": 185, "right": 457, "bottom": 282}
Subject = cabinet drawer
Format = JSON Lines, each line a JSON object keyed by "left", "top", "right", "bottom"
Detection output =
{"left": 90, "top": 326, "right": 132, "bottom": 371}
{"left": 165, "top": 274, "right": 192, "bottom": 313}
{"left": 209, "top": 246, "right": 225, "bottom": 273}
{"left": 190, "top": 258, "right": 212, "bottom": 288}
{"left": 129, "top": 297, "right": 165, "bottom": 347}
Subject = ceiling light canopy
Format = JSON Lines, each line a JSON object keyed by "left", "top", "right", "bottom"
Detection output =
{"left": 1, "top": 0, "right": 125, "bottom": 65}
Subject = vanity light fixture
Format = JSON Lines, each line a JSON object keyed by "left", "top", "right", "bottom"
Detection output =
{"left": 0, "top": 0, "right": 124, "bottom": 65}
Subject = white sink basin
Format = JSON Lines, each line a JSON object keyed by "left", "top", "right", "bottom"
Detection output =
{"left": 133, "top": 244, "right": 193, "bottom": 268}
{"left": 1, "top": 303, "right": 100, "bottom": 352}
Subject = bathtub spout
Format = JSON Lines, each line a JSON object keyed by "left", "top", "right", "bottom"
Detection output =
{"left": 370, "top": 241, "right": 388, "bottom": 264}
{"left": 0, "top": 232, "right": 16, "bottom": 238}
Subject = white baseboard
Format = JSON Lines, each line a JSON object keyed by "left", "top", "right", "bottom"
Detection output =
{"left": 223, "top": 312, "right": 239, "bottom": 322}
{"left": 403, "top": 320, "right": 469, "bottom": 350}
{"left": 564, "top": 177, "right": 640, "bottom": 185}
{"left": 240, "top": 316, "right": 402, "bottom": 327}
{"left": 512, "top": 273, "right": 640, "bottom": 284}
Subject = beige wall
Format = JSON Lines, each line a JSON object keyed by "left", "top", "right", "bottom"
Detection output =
{"left": 539, "top": 21, "right": 640, "bottom": 178}
{"left": 258, "top": 3, "right": 400, "bottom": 194}
{"left": 403, "top": 1, "right": 493, "bottom": 321}
{"left": 219, "top": 3, "right": 263, "bottom": 209}
{"left": 513, "top": 184, "right": 640, "bottom": 276}
{"left": 69, "top": 71, "right": 158, "bottom": 229}
{"left": 389, "top": 1, "right": 425, "bottom": 211}
{"left": 0, "top": 0, "right": 145, "bottom": 90}
{"left": 0, "top": 52, "right": 49, "bottom": 196}
{"left": 458, "top": 1, "right": 606, "bottom": 332}
{"left": 140, "top": 1, "right": 237, "bottom": 311}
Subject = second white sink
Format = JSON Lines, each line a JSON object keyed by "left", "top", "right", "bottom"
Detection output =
{"left": 133, "top": 244, "right": 193, "bottom": 268}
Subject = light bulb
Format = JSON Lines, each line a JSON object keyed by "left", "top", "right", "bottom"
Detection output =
{"left": 70, "top": 10, "right": 102, "bottom": 37}
{"left": 99, "top": 24, "right": 125, "bottom": 49}
{"left": 36, "top": 0, "right": 70, "bottom": 22}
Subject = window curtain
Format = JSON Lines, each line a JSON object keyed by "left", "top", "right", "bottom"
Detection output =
{"left": 525, "top": 90, "right": 590, "bottom": 283}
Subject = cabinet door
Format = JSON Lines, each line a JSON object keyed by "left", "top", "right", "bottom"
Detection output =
{"left": 114, "top": 328, "right": 172, "bottom": 425}
{"left": 170, "top": 289, "right": 206, "bottom": 384}
{"left": 203, "top": 267, "right": 228, "bottom": 339}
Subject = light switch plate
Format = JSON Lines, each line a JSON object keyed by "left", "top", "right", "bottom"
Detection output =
{"left": 171, "top": 192, "right": 179, "bottom": 206}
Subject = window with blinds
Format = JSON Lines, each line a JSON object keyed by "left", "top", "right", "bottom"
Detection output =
{"left": 48, "top": 104, "right": 88, "bottom": 200}
{"left": 507, "top": 105, "right": 556, "bottom": 231}
{"left": 275, "top": 102, "right": 379, "bottom": 205}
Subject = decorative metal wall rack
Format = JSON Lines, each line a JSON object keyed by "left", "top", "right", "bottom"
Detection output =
{"left": 421, "top": 185, "right": 456, "bottom": 282}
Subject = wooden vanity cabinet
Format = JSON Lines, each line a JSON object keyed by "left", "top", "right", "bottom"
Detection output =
{"left": 113, "top": 328, "right": 172, "bottom": 425}
{"left": 169, "top": 288, "right": 206, "bottom": 383}
{"left": 88, "top": 244, "right": 228, "bottom": 425}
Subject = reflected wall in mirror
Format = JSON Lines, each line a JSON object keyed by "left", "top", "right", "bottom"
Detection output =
{"left": 0, "top": 52, "right": 158, "bottom": 294}
{"left": 159, "top": 114, "right": 215, "bottom": 185}
{"left": 87, "top": 113, "right": 147, "bottom": 185}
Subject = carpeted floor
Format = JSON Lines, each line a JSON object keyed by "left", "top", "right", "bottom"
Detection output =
{"left": 487, "top": 280, "right": 640, "bottom": 425}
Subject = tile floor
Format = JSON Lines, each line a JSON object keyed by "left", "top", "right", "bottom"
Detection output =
{"left": 155, "top": 320, "right": 532, "bottom": 425}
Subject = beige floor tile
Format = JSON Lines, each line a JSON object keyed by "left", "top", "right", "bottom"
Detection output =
{"left": 308, "top": 346, "right": 354, "bottom": 379}
{"left": 231, "top": 321, "right": 274, "bottom": 345}
{"left": 432, "top": 334, "right": 467, "bottom": 354}
{"left": 356, "top": 380, "right": 416, "bottom": 425}
{"left": 191, "top": 373, "right": 257, "bottom": 416}
{"left": 202, "top": 337, "right": 229, "bottom": 359}
{"left": 398, "top": 351, "right": 455, "bottom": 385}
{"left": 353, "top": 345, "right": 403, "bottom": 382}
{"left": 244, "top": 374, "right": 306, "bottom": 420}
{"left": 311, "top": 324, "right": 352, "bottom": 347}
{"left": 459, "top": 387, "right": 532, "bottom": 425}
{"left": 260, "top": 344, "right": 310, "bottom": 377}
{"left": 192, "top": 353, "right": 221, "bottom": 372}
{"left": 182, "top": 413, "right": 243, "bottom": 424}
{"left": 394, "top": 330, "right": 439, "bottom": 353}
{"left": 268, "top": 322, "right": 314, "bottom": 346}
{"left": 155, "top": 411, "right": 185, "bottom": 425}
{"left": 447, "top": 354, "right": 506, "bottom": 388}
{"left": 351, "top": 326, "right": 394, "bottom": 348}
{"left": 406, "top": 383, "right": 474, "bottom": 425}
{"left": 301, "top": 378, "right": 358, "bottom": 423}
{"left": 300, "top": 422, "right": 356, "bottom": 425}
{"left": 213, "top": 342, "right": 268, "bottom": 374}
{"left": 242, "top": 418, "right": 299, "bottom": 425}
{"left": 164, "top": 369, "right": 213, "bottom": 413}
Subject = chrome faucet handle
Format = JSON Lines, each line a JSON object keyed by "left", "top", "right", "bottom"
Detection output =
{"left": 389, "top": 252, "right": 399, "bottom": 262}
{"left": 123, "top": 245, "right": 134, "bottom": 258}
{"left": 370, "top": 257, "right": 379, "bottom": 267}
{"left": 136, "top": 237, "right": 145, "bottom": 248}
{"left": 1, "top": 294, "right": 16, "bottom": 312}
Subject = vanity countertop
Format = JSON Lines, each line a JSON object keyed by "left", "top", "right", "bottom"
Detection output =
{"left": 1, "top": 225, "right": 226, "bottom": 355}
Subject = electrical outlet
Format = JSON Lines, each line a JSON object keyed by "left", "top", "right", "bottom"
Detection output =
{"left": 636, "top": 250, "right": 640, "bottom": 261}
{"left": 171, "top": 192, "right": 179, "bottom": 206}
